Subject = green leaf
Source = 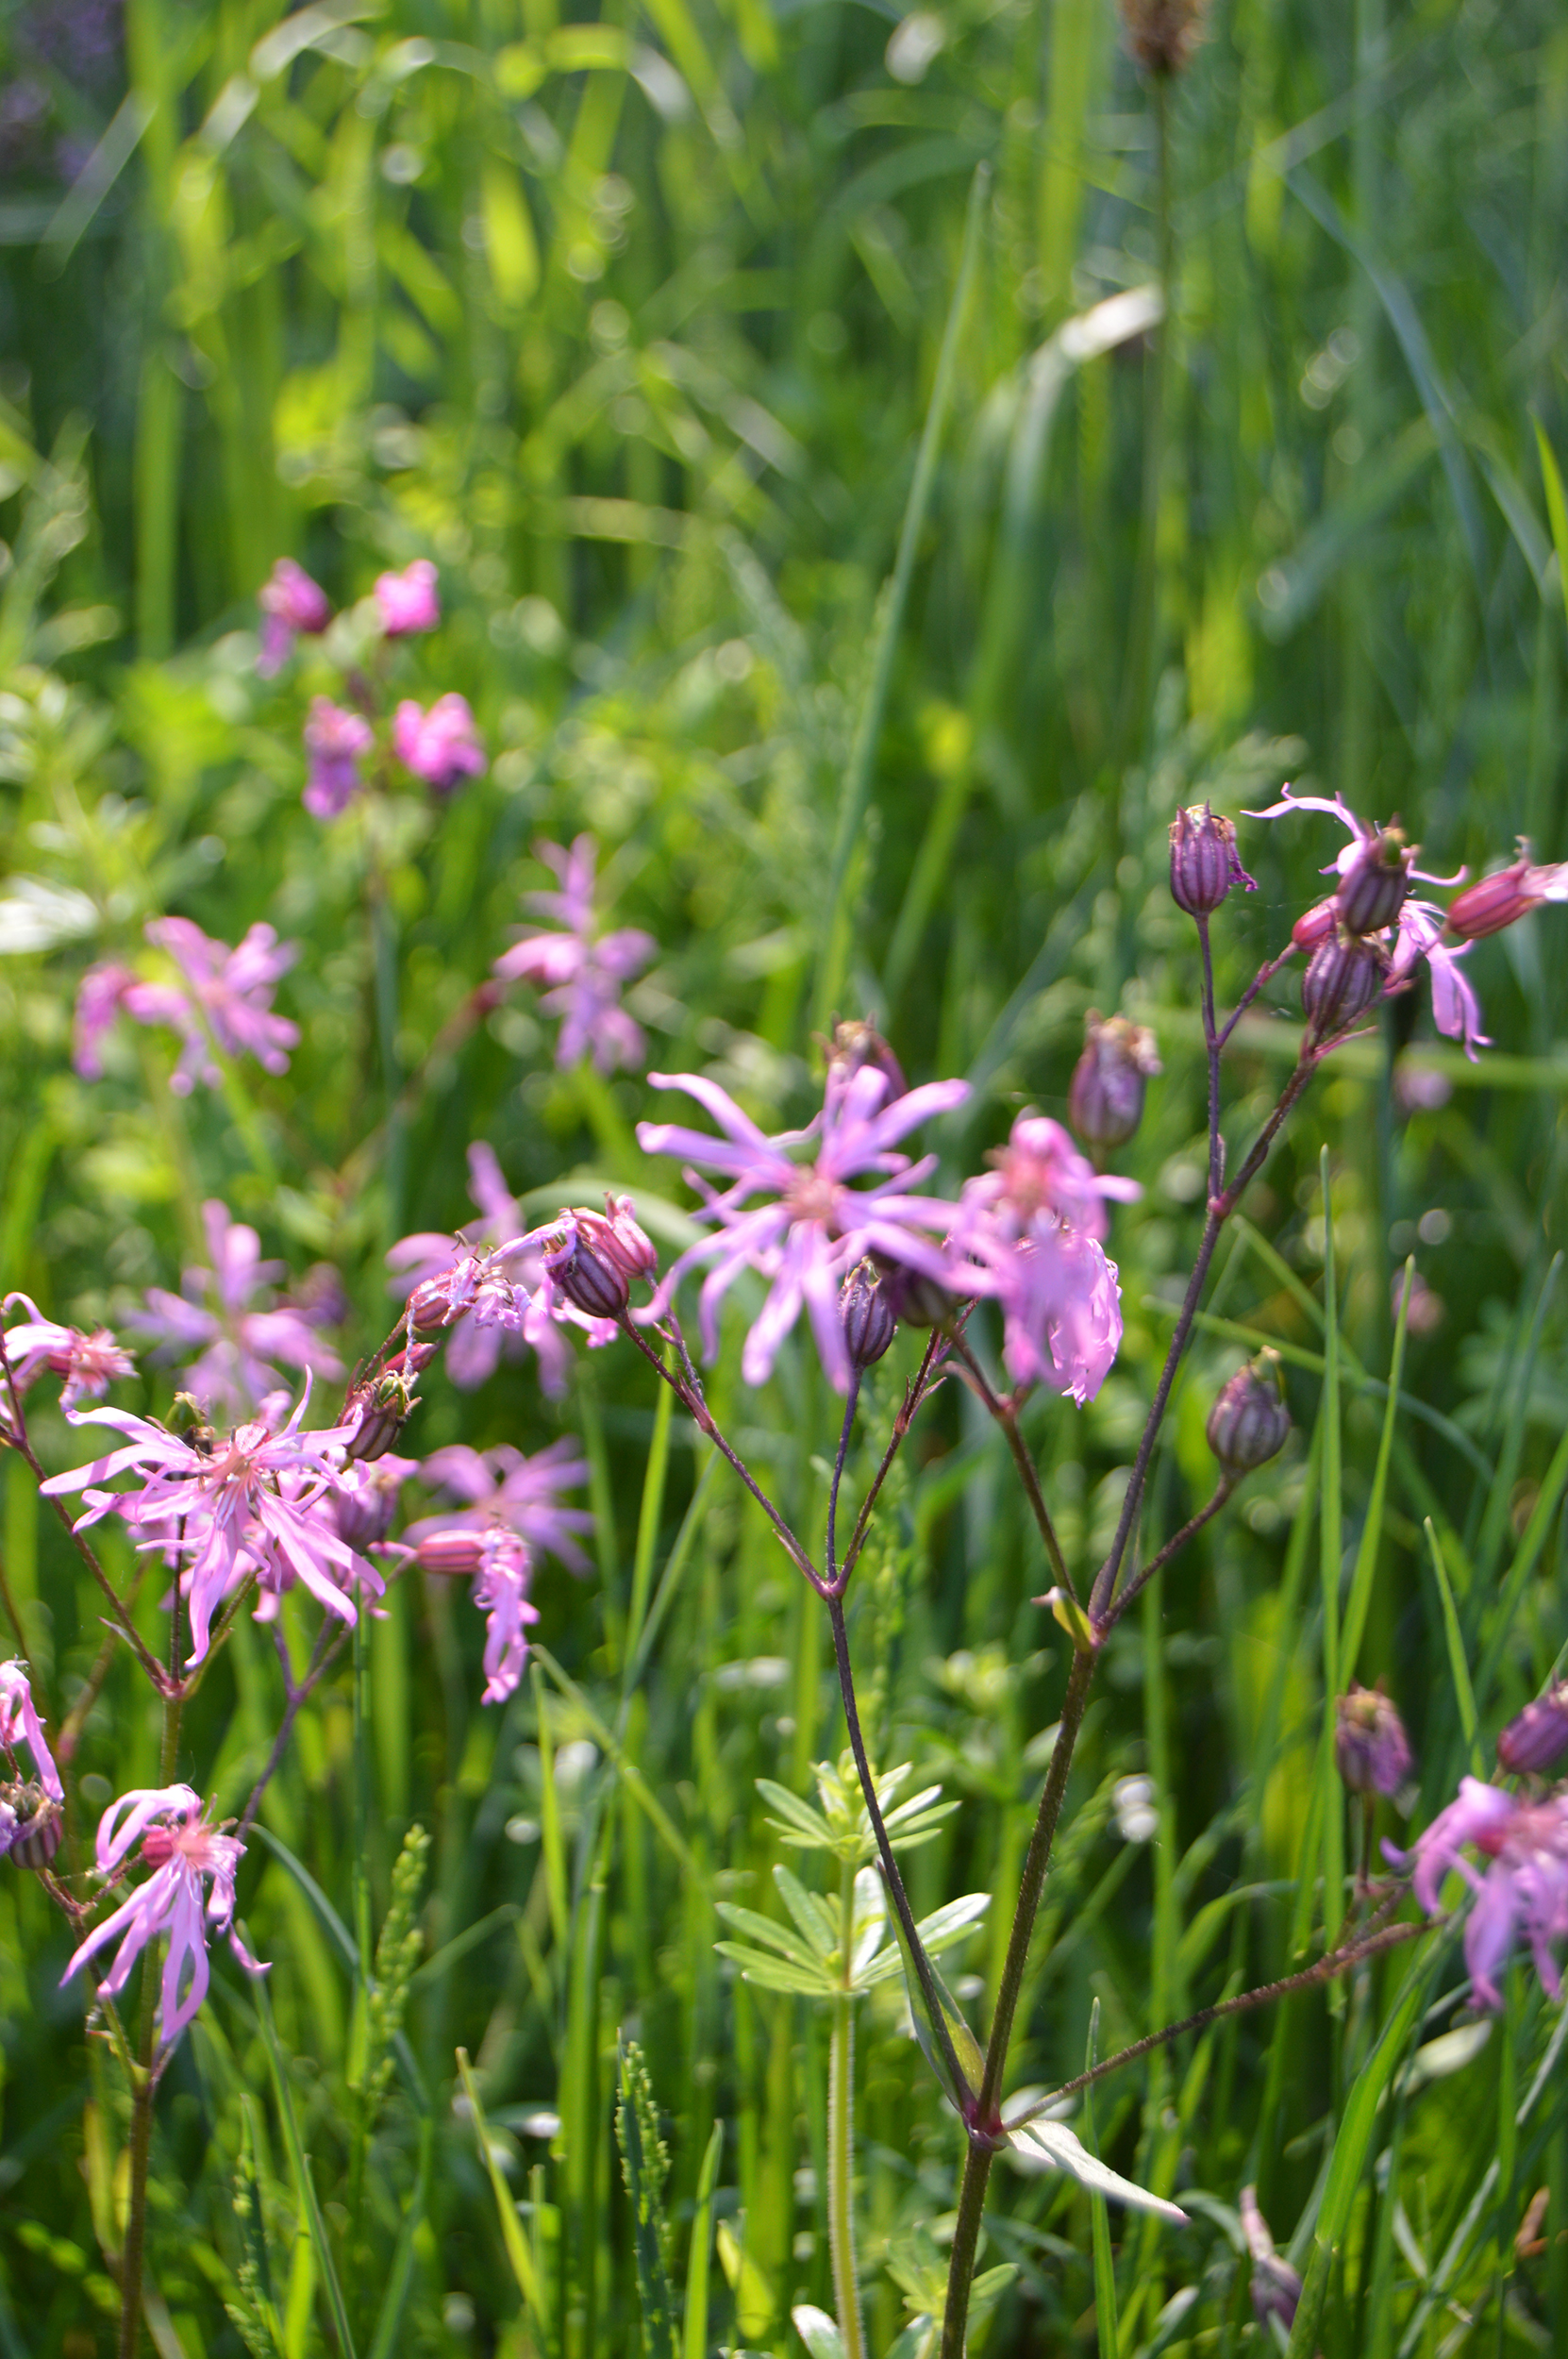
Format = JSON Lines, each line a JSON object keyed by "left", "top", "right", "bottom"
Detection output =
{"left": 790, "top": 2304, "right": 846, "bottom": 2359}
{"left": 251, "top": 1965, "right": 358, "bottom": 2359}
{"left": 714, "top": 1902, "right": 830, "bottom": 1970}
{"left": 857, "top": 1893, "right": 989, "bottom": 1989}
{"left": 773, "top": 1865, "right": 838, "bottom": 1959}
{"left": 714, "top": 1942, "right": 836, "bottom": 1997}
{"left": 884, "top": 1904, "right": 985, "bottom": 2112}
{"left": 1007, "top": 2117, "right": 1188, "bottom": 2223}
{"left": 682, "top": 2120, "right": 724, "bottom": 2359}
{"left": 756, "top": 1780, "right": 836, "bottom": 1848}
{"left": 456, "top": 2049, "right": 546, "bottom": 2328}
{"left": 1533, "top": 410, "right": 1568, "bottom": 638}
{"left": 1426, "top": 1518, "right": 1483, "bottom": 1777}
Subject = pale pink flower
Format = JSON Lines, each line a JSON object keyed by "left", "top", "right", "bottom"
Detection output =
{"left": 41, "top": 1384, "right": 378, "bottom": 1665}
{"left": 1387, "top": 1776, "right": 1568, "bottom": 2010}
{"left": 84, "top": 919, "right": 304, "bottom": 1095}
{"left": 1, "top": 1295, "right": 135, "bottom": 1409}
{"left": 0, "top": 1661, "right": 62, "bottom": 1800}
{"left": 492, "top": 835, "right": 655, "bottom": 1073}
{"left": 129, "top": 1201, "right": 342, "bottom": 1421}
{"left": 375, "top": 560, "right": 440, "bottom": 636}
{"left": 408, "top": 1437, "right": 592, "bottom": 1574}
{"left": 1245, "top": 787, "right": 1487, "bottom": 1060}
{"left": 635, "top": 1063, "right": 971, "bottom": 1391}
{"left": 395, "top": 1526, "right": 541, "bottom": 1705}
{"left": 258, "top": 558, "right": 330, "bottom": 676}
{"left": 304, "top": 697, "right": 374, "bottom": 818}
{"left": 62, "top": 1784, "right": 265, "bottom": 2048}
{"left": 71, "top": 962, "right": 189, "bottom": 1081}
{"left": 392, "top": 694, "right": 485, "bottom": 795}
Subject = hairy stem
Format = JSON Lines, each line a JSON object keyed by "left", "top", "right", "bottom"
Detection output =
{"left": 1197, "top": 913, "right": 1224, "bottom": 1199}
{"left": 1097, "top": 1480, "right": 1235, "bottom": 1634}
{"left": 838, "top": 1330, "right": 946, "bottom": 1587}
{"left": 828, "top": 1856, "right": 867, "bottom": 2359}
{"left": 237, "top": 1621, "right": 345, "bottom": 1840}
{"left": 948, "top": 1334, "right": 1073, "bottom": 1598}
{"left": 826, "top": 1379, "right": 859, "bottom": 1593}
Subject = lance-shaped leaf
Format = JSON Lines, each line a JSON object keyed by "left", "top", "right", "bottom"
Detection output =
{"left": 1007, "top": 2117, "right": 1189, "bottom": 2221}
{"left": 884, "top": 1893, "right": 986, "bottom": 2113}
{"left": 856, "top": 1891, "right": 989, "bottom": 1990}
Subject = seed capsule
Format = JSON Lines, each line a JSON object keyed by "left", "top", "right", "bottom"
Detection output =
{"left": 1335, "top": 1683, "right": 1413, "bottom": 1797}
{"left": 1206, "top": 1350, "right": 1290, "bottom": 1474}
{"left": 841, "top": 1262, "right": 896, "bottom": 1370}
{"left": 2, "top": 1784, "right": 62, "bottom": 1871}
{"left": 1169, "top": 804, "right": 1254, "bottom": 917}
{"left": 542, "top": 1220, "right": 629, "bottom": 1319}
{"left": 1336, "top": 827, "right": 1413, "bottom": 935}
{"left": 1301, "top": 931, "right": 1386, "bottom": 1039}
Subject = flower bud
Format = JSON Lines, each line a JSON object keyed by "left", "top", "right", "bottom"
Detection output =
{"left": 1291, "top": 896, "right": 1338, "bottom": 953}
{"left": 1, "top": 1782, "right": 62, "bottom": 1871}
{"left": 413, "top": 1530, "right": 488, "bottom": 1578}
{"left": 1336, "top": 827, "right": 1412, "bottom": 935}
{"left": 874, "top": 1256, "right": 960, "bottom": 1330}
{"left": 825, "top": 1019, "right": 907, "bottom": 1105}
{"left": 593, "top": 1196, "right": 659, "bottom": 1283}
{"left": 1335, "top": 1682, "right": 1413, "bottom": 1797}
{"left": 1301, "top": 931, "right": 1386, "bottom": 1039}
{"left": 1443, "top": 854, "right": 1553, "bottom": 944}
{"left": 408, "top": 1278, "right": 461, "bottom": 1333}
{"left": 1497, "top": 1682, "right": 1568, "bottom": 1777}
{"left": 1068, "top": 1012, "right": 1161, "bottom": 1151}
{"left": 542, "top": 1219, "right": 629, "bottom": 1319}
{"left": 1168, "top": 804, "right": 1255, "bottom": 917}
{"left": 1206, "top": 1350, "right": 1290, "bottom": 1475}
{"left": 841, "top": 1262, "right": 896, "bottom": 1369}
{"left": 343, "top": 1347, "right": 433, "bottom": 1466}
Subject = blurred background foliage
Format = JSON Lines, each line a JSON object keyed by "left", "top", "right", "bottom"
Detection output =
{"left": 1, "top": 0, "right": 1568, "bottom": 2351}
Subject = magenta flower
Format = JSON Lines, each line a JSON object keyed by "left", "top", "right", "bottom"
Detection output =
{"left": 375, "top": 560, "right": 440, "bottom": 636}
{"left": 129, "top": 1201, "right": 342, "bottom": 1420}
{"left": 407, "top": 1437, "right": 592, "bottom": 1574}
{"left": 1388, "top": 1776, "right": 1568, "bottom": 2010}
{"left": 0, "top": 1661, "right": 62, "bottom": 1801}
{"left": 1245, "top": 788, "right": 1487, "bottom": 1060}
{"left": 635, "top": 1063, "right": 971, "bottom": 1391}
{"left": 258, "top": 558, "right": 330, "bottom": 677}
{"left": 387, "top": 1144, "right": 609, "bottom": 1395}
{"left": 62, "top": 1784, "right": 266, "bottom": 2048}
{"left": 392, "top": 694, "right": 486, "bottom": 795}
{"left": 76, "top": 923, "right": 303, "bottom": 1095}
{"left": 304, "top": 697, "right": 374, "bottom": 818}
{"left": 492, "top": 836, "right": 656, "bottom": 1074}
{"left": 1, "top": 1295, "right": 135, "bottom": 1410}
{"left": 41, "top": 1384, "right": 379, "bottom": 1665}
{"left": 71, "top": 962, "right": 189, "bottom": 1081}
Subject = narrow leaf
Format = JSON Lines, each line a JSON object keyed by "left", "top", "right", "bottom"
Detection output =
{"left": 456, "top": 2049, "right": 545, "bottom": 2324}
{"left": 251, "top": 1966, "right": 357, "bottom": 2359}
{"left": 682, "top": 2119, "right": 724, "bottom": 2359}
{"left": 1426, "top": 1520, "right": 1483, "bottom": 1776}
{"left": 1007, "top": 2119, "right": 1188, "bottom": 2222}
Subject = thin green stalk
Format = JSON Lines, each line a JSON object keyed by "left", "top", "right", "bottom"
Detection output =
{"left": 1113, "top": 71, "right": 1172, "bottom": 772}
{"left": 828, "top": 1856, "right": 866, "bottom": 2359}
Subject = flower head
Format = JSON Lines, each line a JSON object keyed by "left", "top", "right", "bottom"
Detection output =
{"left": 258, "top": 558, "right": 330, "bottom": 676}
{"left": 304, "top": 697, "right": 374, "bottom": 818}
{"left": 392, "top": 694, "right": 485, "bottom": 795}
{"left": 62, "top": 1785, "right": 266, "bottom": 2048}
{"left": 375, "top": 560, "right": 440, "bottom": 636}
{"left": 1168, "top": 804, "right": 1255, "bottom": 915}
{"left": 1, "top": 1295, "right": 135, "bottom": 1409}
{"left": 492, "top": 835, "right": 656, "bottom": 1073}
{"left": 1335, "top": 1682, "right": 1413, "bottom": 1797}
{"left": 408, "top": 1437, "right": 592, "bottom": 1575}
{"left": 1444, "top": 844, "right": 1568, "bottom": 942}
{"left": 129, "top": 1201, "right": 342, "bottom": 1421}
{"left": 0, "top": 1662, "right": 62, "bottom": 1801}
{"left": 636, "top": 1063, "right": 971, "bottom": 1391}
{"left": 1388, "top": 1776, "right": 1568, "bottom": 2009}
{"left": 41, "top": 1385, "right": 379, "bottom": 1665}
{"left": 400, "top": 1526, "right": 540, "bottom": 1704}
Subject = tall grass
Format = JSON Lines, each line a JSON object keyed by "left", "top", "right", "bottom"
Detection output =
{"left": 0, "top": 0, "right": 1566, "bottom": 2351}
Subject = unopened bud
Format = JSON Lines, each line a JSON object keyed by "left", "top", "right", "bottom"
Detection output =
{"left": 823, "top": 1018, "right": 907, "bottom": 1106}
{"left": 542, "top": 1219, "right": 628, "bottom": 1319}
{"left": 874, "top": 1257, "right": 960, "bottom": 1330}
{"left": 1497, "top": 1682, "right": 1568, "bottom": 1776}
{"left": 592, "top": 1196, "right": 659, "bottom": 1283}
{"left": 1301, "top": 930, "right": 1386, "bottom": 1039}
{"left": 344, "top": 1348, "right": 432, "bottom": 1465}
{"left": 1169, "top": 804, "right": 1255, "bottom": 917}
{"left": 1444, "top": 854, "right": 1547, "bottom": 944}
{"left": 2, "top": 1783, "right": 62, "bottom": 1871}
{"left": 1068, "top": 1012, "right": 1161, "bottom": 1151}
{"left": 1335, "top": 1682, "right": 1413, "bottom": 1797}
{"left": 414, "top": 1530, "right": 488, "bottom": 1578}
{"left": 169, "top": 1393, "right": 216, "bottom": 1452}
{"left": 408, "top": 1278, "right": 460, "bottom": 1333}
{"left": 1206, "top": 1350, "right": 1290, "bottom": 1474}
{"left": 1291, "top": 896, "right": 1338, "bottom": 953}
{"left": 841, "top": 1262, "right": 896, "bottom": 1369}
{"left": 1336, "top": 827, "right": 1412, "bottom": 935}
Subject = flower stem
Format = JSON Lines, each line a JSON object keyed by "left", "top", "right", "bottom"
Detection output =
{"left": 1096, "top": 1480, "right": 1234, "bottom": 1634}
{"left": 828, "top": 1855, "right": 866, "bottom": 2359}
{"left": 947, "top": 1334, "right": 1073, "bottom": 1599}
{"left": 826, "top": 1380, "right": 859, "bottom": 1592}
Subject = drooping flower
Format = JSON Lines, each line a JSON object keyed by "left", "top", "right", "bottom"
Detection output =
{"left": 304, "top": 697, "right": 374, "bottom": 818}
{"left": 397, "top": 1526, "right": 540, "bottom": 1705}
{"left": 0, "top": 1662, "right": 62, "bottom": 1801}
{"left": 128, "top": 1201, "right": 342, "bottom": 1421}
{"left": 1245, "top": 787, "right": 1486, "bottom": 1059}
{"left": 392, "top": 694, "right": 486, "bottom": 795}
{"left": 1388, "top": 1776, "right": 1568, "bottom": 2010}
{"left": 375, "top": 560, "right": 440, "bottom": 636}
{"left": 40, "top": 1384, "right": 379, "bottom": 1665}
{"left": 407, "top": 1437, "right": 592, "bottom": 1575}
{"left": 258, "top": 558, "right": 330, "bottom": 676}
{"left": 492, "top": 836, "right": 656, "bottom": 1074}
{"left": 1, "top": 1296, "right": 135, "bottom": 1410}
{"left": 635, "top": 1063, "right": 972, "bottom": 1391}
{"left": 61, "top": 1785, "right": 266, "bottom": 2048}
{"left": 953, "top": 1115, "right": 1133, "bottom": 1403}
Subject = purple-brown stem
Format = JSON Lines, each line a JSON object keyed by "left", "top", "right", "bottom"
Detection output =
{"left": 947, "top": 1332, "right": 1074, "bottom": 1600}
{"left": 1096, "top": 1479, "right": 1235, "bottom": 1635}
{"left": 825, "top": 1380, "right": 860, "bottom": 1595}
{"left": 838, "top": 1330, "right": 947, "bottom": 1587}
{"left": 238, "top": 1620, "right": 349, "bottom": 1839}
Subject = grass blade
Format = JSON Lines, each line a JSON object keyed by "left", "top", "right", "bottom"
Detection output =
{"left": 1426, "top": 1519, "right": 1482, "bottom": 1777}
{"left": 1341, "top": 1257, "right": 1413, "bottom": 1682}
{"left": 251, "top": 1964, "right": 357, "bottom": 2359}
{"left": 683, "top": 2119, "right": 724, "bottom": 2359}
{"left": 457, "top": 2049, "right": 547, "bottom": 2327}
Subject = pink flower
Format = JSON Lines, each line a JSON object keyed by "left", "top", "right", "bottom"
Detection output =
{"left": 953, "top": 1116, "right": 1133, "bottom": 1402}
{"left": 1387, "top": 1776, "right": 1568, "bottom": 2010}
{"left": 375, "top": 560, "right": 440, "bottom": 636}
{"left": 635, "top": 1062, "right": 971, "bottom": 1392}
{"left": 304, "top": 697, "right": 374, "bottom": 818}
{"left": 492, "top": 835, "right": 655, "bottom": 1073}
{"left": 128, "top": 1201, "right": 342, "bottom": 1421}
{"left": 1, "top": 1295, "right": 135, "bottom": 1409}
{"left": 392, "top": 694, "right": 485, "bottom": 795}
{"left": 71, "top": 962, "right": 189, "bottom": 1081}
{"left": 62, "top": 1785, "right": 266, "bottom": 2048}
{"left": 78, "top": 921, "right": 304, "bottom": 1096}
{"left": 258, "top": 558, "right": 330, "bottom": 676}
{"left": 399, "top": 1526, "right": 541, "bottom": 1704}
{"left": 0, "top": 1661, "right": 62, "bottom": 1801}
{"left": 387, "top": 1145, "right": 609, "bottom": 1394}
{"left": 41, "top": 1385, "right": 379, "bottom": 1665}
{"left": 1245, "top": 788, "right": 1487, "bottom": 1061}
{"left": 407, "top": 1437, "right": 592, "bottom": 1574}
